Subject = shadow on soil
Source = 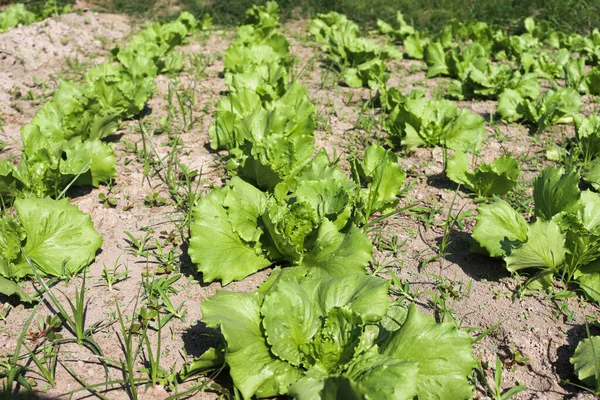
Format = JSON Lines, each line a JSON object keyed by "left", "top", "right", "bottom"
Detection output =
{"left": 182, "top": 321, "right": 222, "bottom": 358}
{"left": 552, "top": 322, "right": 600, "bottom": 396}
{"left": 436, "top": 230, "right": 512, "bottom": 282}
{"left": 181, "top": 320, "right": 235, "bottom": 390}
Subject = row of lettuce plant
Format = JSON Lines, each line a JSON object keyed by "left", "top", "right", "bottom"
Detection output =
{"left": 312, "top": 9, "right": 600, "bottom": 394}
{"left": 311, "top": 10, "right": 597, "bottom": 137}
{"left": 380, "top": 13, "right": 600, "bottom": 98}
{"left": 183, "top": 4, "right": 478, "bottom": 399}
{"left": 0, "top": 0, "right": 70, "bottom": 33}
{"left": 472, "top": 164, "right": 600, "bottom": 301}
{"left": 309, "top": 12, "right": 401, "bottom": 90}
{"left": 379, "top": 12, "right": 600, "bottom": 301}
{"left": 309, "top": 10, "right": 594, "bottom": 139}
{"left": 0, "top": 12, "right": 201, "bottom": 297}
{"left": 309, "top": 12, "right": 523, "bottom": 200}
{"left": 380, "top": 12, "right": 600, "bottom": 391}
{"left": 379, "top": 12, "right": 599, "bottom": 136}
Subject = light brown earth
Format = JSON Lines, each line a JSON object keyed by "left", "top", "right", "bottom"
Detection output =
{"left": 0, "top": 11, "right": 598, "bottom": 400}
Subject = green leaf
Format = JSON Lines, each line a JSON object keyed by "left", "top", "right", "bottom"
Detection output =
{"left": 201, "top": 290, "right": 302, "bottom": 399}
{"left": 472, "top": 198, "right": 528, "bottom": 257}
{"left": 505, "top": 220, "right": 566, "bottom": 273}
{"left": 295, "top": 179, "right": 352, "bottom": 230}
{"left": 570, "top": 336, "right": 600, "bottom": 388}
{"left": 533, "top": 166, "right": 581, "bottom": 221}
{"left": 0, "top": 217, "right": 26, "bottom": 263}
{"left": 351, "top": 144, "right": 406, "bottom": 216}
{"left": 223, "top": 177, "right": 268, "bottom": 243}
{"left": 575, "top": 259, "right": 600, "bottom": 301}
{"left": 15, "top": 197, "right": 103, "bottom": 277}
{"left": 425, "top": 42, "right": 448, "bottom": 77}
{"left": 189, "top": 186, "right": 271, "bottom": 285}
{"left": 524, "top": 17, "right": 535, "bottom": 33}
{"left": 404, "top": 33, "right": 427, "bottom": 60}
{"left": 457, "top": 155, "right": 520, "bottom": 197}
{"left": 261, "top": 279, "right": 321, "bottom": 366}
{"left": 342, "top": 349, "right": 419, "bottom": 400}
{"left": 298, "top": 220, "right": 372, "bottom": 278}
{"left": 262, "top": 201, "right": 320, "bottom": 264}
{"left": 446, "top": 151, "right": 470, "bottom": 186}
{"left": 584, "top": 159, "right": 600, "bottom": 191}
{"left": 307, "top": 307, "right": 366, "bottom": 374}
{"left": 315, "top": 273, "right": 390, "bottom": 321}
{"left": 380, "top": 304, "right": 476, "bottom": 400}
{"left": 444, "top": 110, "right": 485, "bottom": 153}
{"left": 0, "top": 276, "right": 36, "bottom": 303}
{"left": 497, "top": 89, "right": 525, "bottom": 122}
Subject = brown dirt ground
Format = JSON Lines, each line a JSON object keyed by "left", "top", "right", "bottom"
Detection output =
{"left": 0, "top": 12, "right": 599, "bottom": 400}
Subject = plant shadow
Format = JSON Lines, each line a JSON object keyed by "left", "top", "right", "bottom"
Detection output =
{"left": 553, "top": 322, "right": 600, "bottom": 396}
{"left": 435, "top": 230, "right": 512, "bottom": 282}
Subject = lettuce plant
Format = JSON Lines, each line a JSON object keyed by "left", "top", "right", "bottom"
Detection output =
{"left": 564, "top": 58, "right": 600, "bottom": 95}
{"left": 201, "top": 271, "right": 477, "bottom": 399}
{"left": 385, "top": 90, "right": 485, "bottom": 152}
{"left": 425, "top": 42, "right": 488, "bottom": 79}
{"left": 473, "top": 166, "right": 600, "bottom": 300}
{"left": 376, "top": 12, "right": 415, "bottom": 42}
{"left": 448, "top": 64, "right": 540, "bottom": 101}
{"left": 188, "top": 176, "right": 372, "bottom": 285}
{"left": 0, "top": 12, "right": 199, "bottom": 202}
{"left": 209, "top": 83, "right": 316, "bottom": 190}
{"left": 310, "top": 12, "right": 399, "bottom": 89}
{"left": 497, "top": 87, "right": 583, "bottom": 131}
{"left": 189, "top": 145, "right": 406, "bottom": 284}
{"left": 350, "top": 144, "right": 406, "bottom": 223}
{"left": 446, "top": 152, "right": 520, "bottom": 197}
{"left": 342, "top": 58, "right": 390, "bottom": 90}
{"left": 548, "top": 115, "right": 600, "bottom": 190}
{"left": 519, "top": 48, "right": 570, "bottom": 79}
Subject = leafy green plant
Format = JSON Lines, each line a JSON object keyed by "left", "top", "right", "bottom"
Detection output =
{"left": 425, "top": 42, "right": 488, "bottom": 80}
{"left": 310, "top": 11, "right": 399, "bottom": 89}
{"left": 188, "top": 173, "right": 372, "bottom": 284}
{"left": 564, "top": 58, "right": 600, "bottom": 95}
{"left": 384, "top": 90, "right": 485, "bottom": 152}
{"left": 497, "top": 87, "right": 583, "bottom": 131}
{"left": 446, "top": 152, "right": 520, "bottom": 197}
{"left": 350, "top": 143, "right": 406, "bottom": 224}
{"left": 0, "top": 12, "right": 199, "bottom": 201}
{"left": 199, "top": 270, "right": 476, "bottom": 399}
{"left": 570, "top": 324, "right": 600, "bottom": 395}
{"left": 472, "top": 166, "right": 600, "bottom": 299}
{"left": 98, "top": 192, "right": 117, "bottom": 208}
{"left": 377, "top": 11, "right": 415, "bottom": 42}
{"left": 448, "top": 65, "right": 540, "bottom": 101}
{"left": 189, "top": 142, "right": 406, "bottom": 284}
{"left": 549, "top": 115, "right": 600, "bottom": 190}
{"left": 144, "top": 192, "right": 169, "bottom": 207}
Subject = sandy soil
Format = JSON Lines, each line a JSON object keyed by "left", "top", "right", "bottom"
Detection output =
{"left": 0, "top": 12, "right": 598, "bottom": 400}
